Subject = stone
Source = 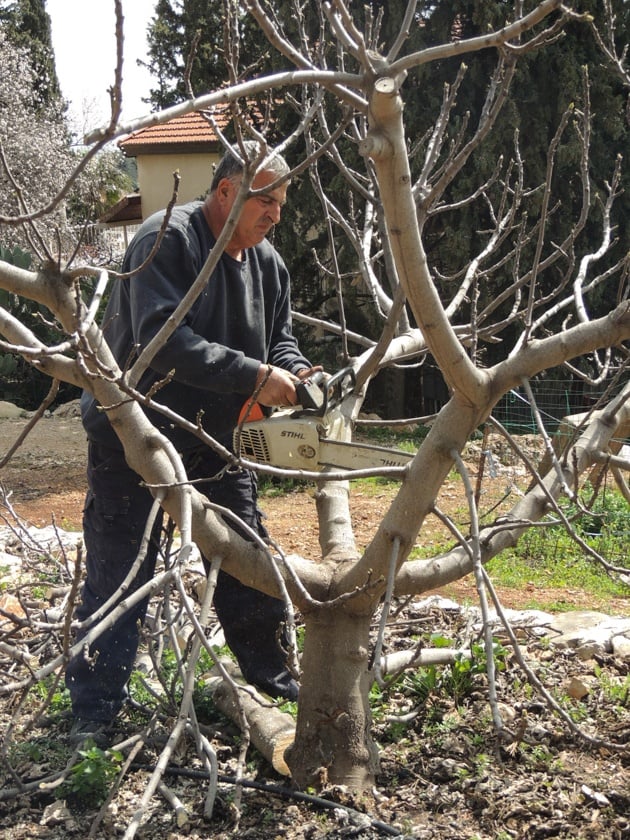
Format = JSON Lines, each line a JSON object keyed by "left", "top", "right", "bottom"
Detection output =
{"left": 0, "top": 592, "right": 26, "bottom": 619}
{"left": 0, "top": 400, "right": 29, "bottom": 418}
{"left": 446, "top": 605, "right": 630, "bottom": 663}
{"left": 546, "top": 611, "right": 630, "bottom": 658}
{"left": 565, "top": 677, "right": 591, "bottom": 700}
{"left": 611, "top": 634, "right": 630, "bottom": 659}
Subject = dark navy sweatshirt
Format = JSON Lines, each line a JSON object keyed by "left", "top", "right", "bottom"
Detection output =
{"left": 81, "top": 201, "right": 311, "bottom": 452}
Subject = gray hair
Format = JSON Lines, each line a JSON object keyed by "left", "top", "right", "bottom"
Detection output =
{"left": 210, "top": 140, "right": 290, "bottom": 192}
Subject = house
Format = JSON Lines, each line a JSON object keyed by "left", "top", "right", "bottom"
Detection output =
{"left": 103, "top": 110, "right": 228, "bottom": 229}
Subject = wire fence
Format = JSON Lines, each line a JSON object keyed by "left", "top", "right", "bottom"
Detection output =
{"left": 486, "top": 378, "right": 630, "bottom": 565}
{"left": 71, "top": 223, "right": 141, "bottom": 264}
{"left": 491, "top": 377, "right": 629, "bottom": 437}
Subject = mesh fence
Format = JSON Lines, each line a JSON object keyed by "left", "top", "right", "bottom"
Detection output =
{"left": 489, "top": 378, "right": 630, "bottom": 566}
{"left": 491, "top": 377, "right": 629, "bottom": 437}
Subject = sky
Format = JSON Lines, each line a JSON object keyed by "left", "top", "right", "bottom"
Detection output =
{"left": 47, "top": 0, "right": 156, "bottom": 135}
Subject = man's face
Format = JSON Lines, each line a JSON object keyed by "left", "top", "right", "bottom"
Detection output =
{"left": 224, "top": 169, "right": 288, "bottom": 252}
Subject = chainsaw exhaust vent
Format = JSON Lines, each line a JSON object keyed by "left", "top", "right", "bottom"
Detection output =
{"left": 237, "top": 428, "right": 271, "bottom": 463}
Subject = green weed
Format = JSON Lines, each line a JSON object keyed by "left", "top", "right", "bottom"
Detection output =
{"left": 522, "top": 743, "right": 562, "bottom": 772}
{"left": 350, "top": 474, "right": 399, "bottom": 495}
{"left": 483, "top": 486, "right": 629, "bottom": 606}
{"left": 487, "top": 530, "right": 627, "bottom": 603}
{"left": 8, "top": 736, "right": 67, "bottom": 767}
{"left": 62, "top": 744, "right": 123, "bottom": 804}
{"left": 277, "top": 698, "right": 298, "bottom": 717}
{"left": 258, "top": 476, "right": 309, "bottom": 497}
{"left": 376, "top": 636, "right": 509, "bottom": 742}
{"left": 34, "top": 680, "right": 71, "bottom": 714}
{"left": 356, "top": 424, "right": 429, "bottom": 449}
{"left": 595, "top": 666, "right": 630, "bottom": 708}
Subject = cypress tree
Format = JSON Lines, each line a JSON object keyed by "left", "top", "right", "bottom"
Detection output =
{"left": 0, "top": 0, "right": 61, "bottom": 107}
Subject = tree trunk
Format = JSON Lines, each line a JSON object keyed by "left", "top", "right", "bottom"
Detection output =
{"left": 285, "top": 609, "right": 379, "bottom": 790}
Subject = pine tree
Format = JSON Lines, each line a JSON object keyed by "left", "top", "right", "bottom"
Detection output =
{"left": 144, "top": 0, "right": 261, "bottom": 109}
{"left": 416, "top": 1, "right": 629, "bottom": 322}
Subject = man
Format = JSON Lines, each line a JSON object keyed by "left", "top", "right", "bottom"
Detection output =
{"left": 66, "top": 142, "right": 319, "bottom": 744}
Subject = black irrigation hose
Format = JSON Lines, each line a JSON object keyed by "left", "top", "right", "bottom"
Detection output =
{"left": 132, "top": 762, "right": 404, "bottom": 837}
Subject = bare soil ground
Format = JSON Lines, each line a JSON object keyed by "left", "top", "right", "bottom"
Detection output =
{"left": 1, "top": 409, "right": 629, "bottom": 839}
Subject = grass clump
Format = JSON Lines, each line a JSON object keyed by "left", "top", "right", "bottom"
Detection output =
{"left": 486, "top": 486, "right": 629, "bottom": 605}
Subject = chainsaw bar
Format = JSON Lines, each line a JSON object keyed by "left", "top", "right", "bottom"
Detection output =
{"left": 317, "top": 438, "right": 413, "bottom": 471}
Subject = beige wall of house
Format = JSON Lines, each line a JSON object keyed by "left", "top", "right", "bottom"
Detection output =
{"left": 137, "top": 152, "right": 221, "bottom": 219}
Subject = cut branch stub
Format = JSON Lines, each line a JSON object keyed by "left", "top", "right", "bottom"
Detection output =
{"left": 359, "top": 75, "right": 405, "bottom": 162}
{"left": 359, "top": 132, "right": 392, "bottom": 161}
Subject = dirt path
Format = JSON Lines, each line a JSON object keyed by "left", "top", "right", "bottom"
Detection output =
{"left": 1, "top": 410, "right": 87, "bottom": 530}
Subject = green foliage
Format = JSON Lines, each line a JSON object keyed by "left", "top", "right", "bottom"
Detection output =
{"left": 295, "top": 623, "right": 306, "bottom": 653}
{"left": 129, "top": 640, "right": 232, "bottom": 722}
{"left": 401, "top": 637, "right": 507, "bottom": 707}
{"left": 356, "top": 423, "right": 430, "bottom": 450}
{"left": 127, "top": 670, "right": 159, "bottom": 715}
{"left": 67, "top": 147, "right": 137, "bottom": 225}
{"left": 376, "top": 635, "right": 509, "bottom": 741}
{"left": 258, "top": 475, "right": 309, "bottom": 498}
{"left": 34, "top": 680, "right": 71, "bottom": 714}
{"left": 128, "top": 645, "right": 181, "bottom": 719}
{"left": 0, "top": 346, "right": 18, "bottom": 380}
{"left": 594, "top": 665, "right": 630, "bottom": 709}
{"left": 0, "top": 255, "right": 76, "bottom": 407}
{"left": 0, "top": 247, "right": 81, "bottom": 408}
{"left": 521, "top": 743, "right": 564, "bottom": 772}
{"left": 0, "top": 0, "right": 62, "bottom": 107}
{"left": 0, "top": 246, "right": 34, "bottom": 400}
{"left": 8, "top": 733, "right": 68, "bottom": 769}
{"left": 277, "top": 697, "right": 298, "bottom": 718}
{"left": 62, "top": 745, "right": 123, "bottom": 804}
{"left": 487, "top": 486, "right": 629, "bottom": 606}
{"left": 0, "top": 244, "right": 31, "bottom": 270}
{"left": 580, "top": 486, "right": 630, "bottom": 538}
{"left": 414, "top": 1, "right": 630, "bottom": 329}
{"left": 145, "top": 0, "right": 263, "bottom": 110}
{"left": 11, "top": 739, "right": 45, "bottom": 763}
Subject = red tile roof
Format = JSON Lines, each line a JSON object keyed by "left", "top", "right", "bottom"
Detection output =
{"left": 120, "top": 110, "right": 230, "bottom": 156}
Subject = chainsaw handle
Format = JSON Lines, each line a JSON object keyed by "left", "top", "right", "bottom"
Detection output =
{"left": 301, "top": 366, "right": 355, "bottom": 417}
{"left": 324, "top": 366, "right": 356, "bottom": 411}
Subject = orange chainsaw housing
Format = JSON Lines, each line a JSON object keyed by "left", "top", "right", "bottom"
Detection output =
{"left": 238, "top": 401, "right": 265, "bottom": 424}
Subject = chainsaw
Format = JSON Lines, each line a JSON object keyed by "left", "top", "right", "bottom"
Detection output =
{"left": 234, "top": 367, "right": 414, "bottom": 472}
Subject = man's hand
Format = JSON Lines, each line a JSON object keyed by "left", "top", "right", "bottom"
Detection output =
{"left": 255, "top": 365, "right": 299, "bottom": 406}
{"left": 297, "top": 366, "right": 324, "bottom": 381}
{"left": 255, "top": 364, "right": 325, "bottom": 407}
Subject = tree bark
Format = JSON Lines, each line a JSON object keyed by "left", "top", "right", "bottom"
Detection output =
{"left": 286, "top": 609, "right": 379, "bottom": 789}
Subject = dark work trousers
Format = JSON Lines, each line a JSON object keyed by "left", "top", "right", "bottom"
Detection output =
{"left": 65, "top": 441, "right": 288, "bottom": 723}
